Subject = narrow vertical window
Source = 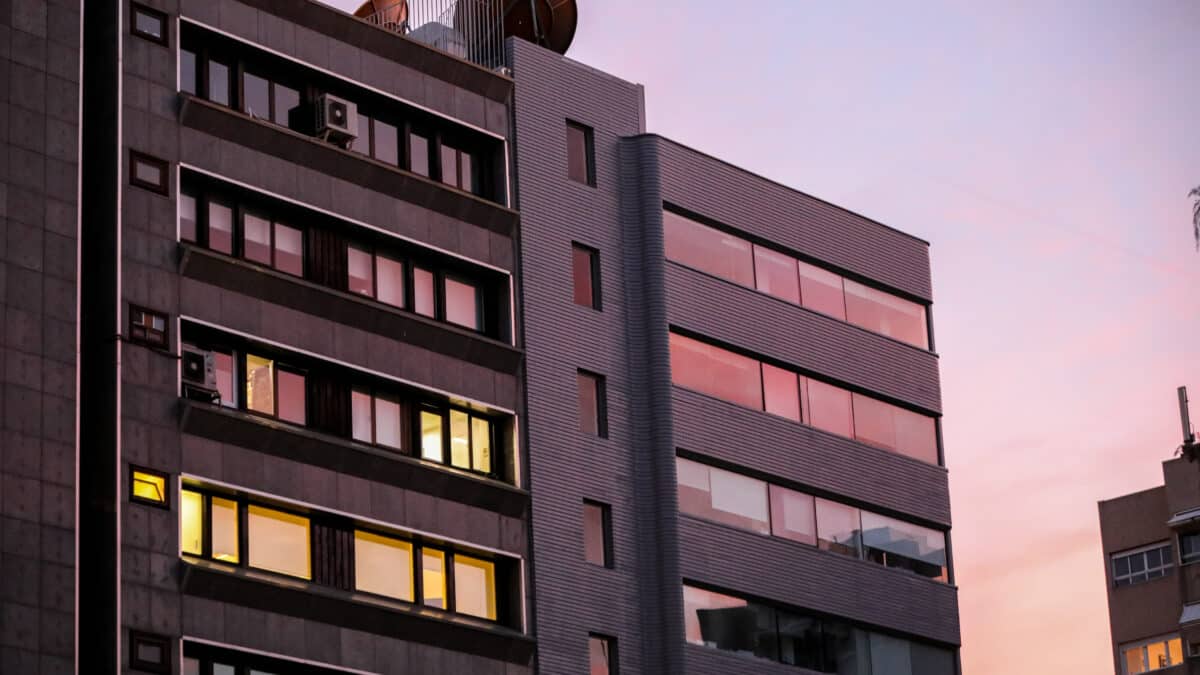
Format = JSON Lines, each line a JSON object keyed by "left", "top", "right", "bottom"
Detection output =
{"left": 273, "top": 84, "right": 299, "bottom": 127}
{"left": 589, "top": 635, "right": 617, "bottom": 675}
{"left": 445, "top": 277, "right": 480, "bottom": 330}
{"left": 375, "top": 255, "right": 405, "bottom": 308}
{"left": 374, "top": 396, "right": 403, "bottom": 450}
{"left": 420, "top": 410, "right": 444, "bottom": 462}
{"left": 347, "top": 246, "right": 374, "bottom": 296}
{"left": 273, "top": 223, "right": 303, "bottom": 277}
{"left": 440, "top": 144, "right": 460, "bottom": 188}
{"left": 583, "top": 500, "right": 612, "bottom": 567}
{"left": 180, "top": 489, "right": 203, "bottom": 555}
{"left": 566, "top": 121, "right": 595, "bottom": 185}
{"left": 214, "top": 350, "right": 236, "bottom": 408}
{"left": 180, "top": 48, "right": 197, "bottom": 95}
{"left": 453, "top": 555, "right": 497, "bottom": 620}
{"left": 210, "top": 496, "right": 240, "bottom": 563}
{"left": 577, "top": 371, "right": 607, "bottom": 437}
{"left": 413, "top": 267, "right": 436, "bottom": 318}
{"left": 179, "top": 191, "right": 197, "bottom": 242}
{"left": 373, "top": 119, "right": 398, "bottom": 165}
{"left": 351, "top": 390, "right": 373, "bottom": 443}
{"left": 450, "top": 410, "right": 471, "bottom": 469}
{"left": 208, "top": 60, "right": 231, "bottom": 107}
{"left": 245, "top": 355, "right": 275, "bottom": 416}
{"left": 276, "top": 369, "right": 306, "bottom": 425}
{"left": 761, "top": 363, "right": 800, "bottom": 422}
{"left": 242, "top": 212, "right": 272, "bottom": 265}
{"left": 242, "top": 72, "right": 271, "bottom": 120}
{"left": 207, "top": 201, "right": 234, "bottom": 255}
{"left": 422, "top": 549, "right": 446, "bottom": 609}
{"left": 572, "top": 243, "right": 600, "bottom": 309}
{"left": 409, "top": 131, "right": 430, "bottom": 176}
{"left": 471, "top": 416, "right": 492, "bottom": 474}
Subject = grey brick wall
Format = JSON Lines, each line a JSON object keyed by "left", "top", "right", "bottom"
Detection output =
{"left": 0, "top": 1, "right": 80, "bottom": 673}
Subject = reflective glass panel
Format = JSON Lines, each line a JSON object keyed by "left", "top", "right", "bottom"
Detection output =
{"left": 273, "top": 84, "right": 298, "bottom": 127}
{"left": 816, "top": 498, "right": 861, "bottom": 557}
{"left": 374, "top": 397, "right": 402, "bottom": 450}
{"left": 247, "top": 505, "right": 310, "bottom": 579}
{"left": 589, "top": 636, "right": 613, "bottom": 675}
{"left": 460, "top": 153, "right": 474, "bottom": 193}
{"left": 663, "top": 211, "right": 754, "bottom": 287}
{"left": 861, "top": 511, "right": 947, "bottom": 582}
{"left": 441, "top": 145, "right": 459, "bottom": 187}
{"left": 453, "top": 555, "right": 496, "bottom": 620}
{"left": 762, "top": 363, "right": 800, "bottom": 422}
{"left": 208, "top": 201, "right": 233, "bottom": 254}
{"left": 211, "top": 496, "right": 239, "bottom": 563}
{"left": 683, "top": 585, "right": 776, "bottom": 659}
{"left": 572, "top": 245, "right": 597, "bottom": 308}
{"left": 245, "top": 355, "right": 274, "bottom": 416}
{"left": 214, "top": 350, "right": 235, "bottom": 408}
{"left": 577, "top": 372, "right": 601, "bottom": 435}
{"left": 347, "top": 246, "right": 374, "bottom": 296}
{"left": 351, "top": 112, "right": 371, "bottom": 156}
{"left": 445, "top": 278, "right": 479, "bottom": 329}
{"left": 910, "top": 642, "right": 956, "bottom": 675}
{"left": 134, "top": 9, "right": 164, "bottom": 39}
{"left": 274, "top": 224, "right": 303, "bottom": 276}
{"left": 450, "top": 410, "right": 471, "bottom": 469}
{"left": 242, "top": 212, "right": 272, "bottom": 265}
{"left": 351, "top": 390, "right": 372, "bottom": 443}
{"left": 583, "top": 502, "right": 607, "bottom": 566}
{"left": 797, "top": 260, "right": 846, "bottom": 320}
{"left": 778, "top": 613, "right": 823, "bottom": 669}
{"left": 180, "top": 49, "right": 197, "bottom": 95}
{"left": 375, "top": 255, "right": 404, "bottom": 308}
{"left": 243, "top": 72, "right": 270, "bottom": 120}
{"left": 851, "top": 394, "right": 938, "bottom": 464}
{"left": 769, "top": 485, "right": 816, "bottom": 546}
{"left": 276, "top": 370, "right": 305, "bottom": 425}
{"left": 410, "top": 132, "right": 430, "bottom": 176}
{"left": 843, "top": 279, "right": 929, "bottom": 349}
{"left": 805, "top": 379, "right": 853, "bottom": 438}
{"left": 754, "top": 245, "right": 800, "bottom": 304}
{"left": 668, "top": 333, "right": 762, "bottom": 410}
{"left": 183, "top": 657, "right": 200, "bottom": 675}
{"left": 675, "top": 458, "right": 769, "bottom": 534}
{"left": 414, "top": 267, "right": 435, "bottom": 317}
{"left": 180, "top": 192, "right": 197, "bottom": 242}
{"left": 213, "top": 665, "right": 234, "bottom": 675}
{"left": 422, "top": 549, "right": 446, "bottom": 609}
{"left": 567, "top": 124, "right": 590, "bottom": 184}
{"left": 180, "top": 489, "right": 203, "bottom": 555}
{"left": 421, "top": 410, "right": 443, "bottom": 462}
{"left": 208, "top": 61, "right": 230, "bottom": 106}
{"left": 472, "top": 417, "right": 492, "bottom": 474}
{"left": 354, "top": 531, "right": 413, "bottom": 601}
{"left": 869, "top": 633, "right": 913, "bottom": 675}
{"left": 373, "top": 119, "right": 398, "bottom": 165}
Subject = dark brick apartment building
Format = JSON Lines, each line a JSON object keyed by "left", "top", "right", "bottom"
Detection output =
{"left": 0, "top": 1, "right": 960, "bottom": 673}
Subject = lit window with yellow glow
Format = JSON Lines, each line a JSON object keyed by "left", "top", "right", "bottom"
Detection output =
{"left": 180, "top": 489, "right": 203, "bottom": 555}
{"left": 453, "top": 555, "right": 497, "bottom": 620}
{"left": 422, "top": 549, "right": 446, "bottom": 609}
{"left": 211, "top": 496, "right": 240, "bottom": 563}
{"left": 131, "top": 468, "right": 168, "bottom": 506}
{"left": 421, "top": 410, "right": 443, "bottom": 462}
{"left": 247, "top": 505, "right": 310, "bottom": 579}
{"left": 354, "top": 531, "right": 413, "bottom": 601}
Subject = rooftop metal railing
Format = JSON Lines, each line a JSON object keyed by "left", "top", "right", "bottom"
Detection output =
{"left": 361, "top": 0, "right": 506, "bottom": 71}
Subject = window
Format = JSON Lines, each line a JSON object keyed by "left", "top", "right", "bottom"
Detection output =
{"left": 207, "top": 200, "right": 234, "bottom": 254}
{"left": 663, "top": 210, "right": 754, "bottom": 287}
{"left": 444, "top": 277, "right": 480, "bottom": 330}
{"left": 354, "top": 531, "right": 413, "bottom": 601}
{"left": 129, "top": 306, "right": 168, "bottom": 348}
{"left": 130, "top": 467, "right": 169, "bottom": 508}
{"left": 583, "top": 501, "right": 612, "bottom": 567}
{"left": 243, "top": 211, "right": 303, "bottom": 276}
{"left": 753, "top": 245, "right": 800, "bottom": 304}
{"left": 130, "top": 151, "right": 168, "bottom": 194}
{"left": 418, "top": 406, "right": 494, "bottom": 475}
{"left": 413, "top": 267, "right": 436, "bottom": 317}
{"left": 566, "top": 121, "right": 595, "bottom": 186}
{"left": 1121, "top": 635, "right": 1184, "bottom": 674}
{"left": 769, "top": 485, "right": 816, "bottom": 546}
{"left": 683, "top": 585, "right": 777, "bottom": 660}
{"left": 348, "top": 245, "right": 412, "bottom": 308}
{"left": 577, "top": 371, "right": 607, "bottom": 437}
{"left": 409, "top": 131, "right": 430, "bottom": 176}
{"left": 1182, "top": 533, "right": 1200, "bottom": 565}
{"left": 373, "top": 119, "right": 398, "bottom": 165}
{"left": 208, "top": 60, "right": 231, "bottom": 107}
{"left": 572, "top": 243, "right": 601, "bottom": 309}
{"left": 422, "top": 548, "right": 446, "bottom": 609}
{"left": 180, "top": 191, "right": 197, "bottom": 241}
{"left": 676, "top": 457, "right": 770, "bottom": 534}
{"left": 851, "top": 393, "right": 938, "bottom": 464}
{"left": 844, "top": 280, "right": 929, "bottom": 349}
{"left": 131, "top": 3, "right": 167, "bottom": 45}
{"left": 668, "top": 333, "right": 762, "bottom": 410}
{"left": 440, "top": 144, "right": 475, "bottom": 193}
{"left": 130, "top": 631, "right": 170, "bottom": 673}
{"left": 589, "top": 635, "right": 617, "bottom": 675}
{"left": 244, "top": 354, "right": 306, "bottom": 425}
{"left": 816, "top": 499, "right": 862, "bottom": 557}
{"left": 351, "top": 389, "right": 404, "bottom": 450}
{"left": 453, "top": 555, "right": 497, "bottom": 620}
{"left": 762, "top": 363, "right": 800, "bottom": 422}
{"left": 1113, "top": 543, "right": 1174, "bottom": 586}
{"left": 804, "top": 378, "right": 853, "bottom": 439}
{"left": 180, "top": 48, "right": 197, "bottom": 95}
{"left": 797, "top": 260, "right": 847, "bottom": 320}
{"left": 179, "top": 489, "right": 239, "bottom": 563}
{"left": 249, "top": 505, "right": 311, "bottom": 579}
{"left": 243, "top": 72, "right": 271, "bottom": 120}
{"left": 861, "top": 511, "right": 948, "bottom": 582}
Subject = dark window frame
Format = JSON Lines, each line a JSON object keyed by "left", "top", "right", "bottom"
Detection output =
{"left": 415, "top": 402, "right": 498, "bottom": 477}
{"left": 130, "top": 2, "right": 168, "bottom": 46}
{"left": 129, "top": 465, "right": 171, "bottom": 510}
{"left": 1181, "top": 532, "right": 1200, "bottom": 565}
{"left": 589, "top": 633, "right": 618, "bottom": 675}
{"left": 129, "top": 630, "right": 171, "bottom": 673}
{"left": 583, "top": 499, "right": 614, "bottom": 568}
{"left": 571, "top": 242, "right": 601, "bottom": 310}
{"left": 129, "top": 150, "right": 169, "bottom": 195}
{"left": 240, "top": 352, "right": 308, "bottom": 426}
{"left": 128, "top": 305, "right": 170, "bottom": 349}
{"left": 351, "top": 386, "right": 409, "bottom": 452}
{"left": 577, "top": 370, "right": 609, "bottom": 438}
{"left": 566, "top": 120, "right": 596, "bottom": 186}
{"left": 241, "top": 207, "right": 304, "bottom": 277}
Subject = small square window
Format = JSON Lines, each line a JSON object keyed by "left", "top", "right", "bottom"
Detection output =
{"left": 583, "top": 500, "right": 612, "bottom": 568}
{"left": 130, "top": 151, "right": 169, "bottom": 195}
{"left": 131, "top": 3, "right": 168, "bottom": 46}
{"left": 129, "top": 306, "right": 169, "bottom": 348}
{"left": 577, "top": 370, "right": 607, "bottom": 438}
{"left": 572, "top": 243, "right": 600, "bottom": 310}
{"left": 567, "top": 121, "right": 595, "bottom": 186}
{"left": 130, "top": 467, "right": 169, "bottom": 508}
{"left": 130, "top": 631, "right": 170, "bottom": 673}
{"left": 589, "top": 634, "right": 617, "bottom": 675}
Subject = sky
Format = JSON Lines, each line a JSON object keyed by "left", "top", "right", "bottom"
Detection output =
{"left": 330, "top": 2, "right": 1200, "bottom": 672}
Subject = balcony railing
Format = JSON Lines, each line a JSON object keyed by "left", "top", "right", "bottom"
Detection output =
{"left": 361, "top": 0, "right": 506, "bottom": 71}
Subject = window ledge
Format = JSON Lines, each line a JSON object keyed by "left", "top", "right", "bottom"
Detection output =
{"left": 179, "top": 399, "right": 529, "bottom": 518}
{"left": 179, "top": 557, "right": 534, "bottom": 664}
{"left": 178, "top": 94, "right": 518, "bottom": 235}
{"left": 179, "top": 243, "right": 521, "bottom": 375}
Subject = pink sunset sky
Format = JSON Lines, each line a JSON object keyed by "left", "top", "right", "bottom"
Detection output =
{"left": 328, "top": 1, "right": 1200, "bottom": 671}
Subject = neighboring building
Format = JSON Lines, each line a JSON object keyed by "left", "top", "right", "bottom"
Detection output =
{"left": 0, "top": 1, "right": 960, "bottom": 674}
{"left": 1100, "top": 458, "right": 1200, "bottom": 675}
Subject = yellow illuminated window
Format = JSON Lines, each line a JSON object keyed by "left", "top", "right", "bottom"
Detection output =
{"left": 247, "top": 505, "right": 311, "bottom": 579}
{"left": 211, "top": 497, "right": 240, "bottom": 563}
{"left": 354, "top": 531, "right": 414, "bottom": 601}
{"left": 421, "top": 411, "right": 443, "bottom": 462}
{"left": 180, "top": 489, "right": 204, "bottom": 555}
{"left": 245, "top": 354, "right": 275, "bottom": 415}
{"left": 453, "top": 555, "right": 497, "bottom": 620}
{"left": 472, "top": 417, "right": 492, "bottom": 474}
{"left": 450, "top": 410, "right": 470, "bottom": 469}
{"left": 422, "top": 549, "right": 446, "bottom": 609}
{"left": 132, "top": 469, "right": 166, "bottom": 505}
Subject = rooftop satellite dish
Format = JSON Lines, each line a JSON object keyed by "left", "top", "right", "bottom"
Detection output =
{"left": 495, "top": 0, "right": 578, "bottom": 55}
{"left": 354, "top": 0, "right": 409, "bottom": 32}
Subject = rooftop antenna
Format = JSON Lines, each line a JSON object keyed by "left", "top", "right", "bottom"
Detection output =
{"left": 1181, "top": 386, "right": 1199, "bottom": 462}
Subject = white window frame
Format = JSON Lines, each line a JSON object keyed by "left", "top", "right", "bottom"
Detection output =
{"left": 1120, "top": 634, "right": 1183, "bottom": 674}
{"left": 1111, "top": 541, "right": 1173, "bottom": 587}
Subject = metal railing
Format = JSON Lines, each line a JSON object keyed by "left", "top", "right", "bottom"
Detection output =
{"left": 362, "top": 0, "right": 506, "bottom": 71}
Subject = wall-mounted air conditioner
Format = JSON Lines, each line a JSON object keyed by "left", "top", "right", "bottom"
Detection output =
{"left": 181, "top": 346, "right": 220, "bottom": 403}
{"left": 315, "top": 93, "right": 358, "bottom": 147}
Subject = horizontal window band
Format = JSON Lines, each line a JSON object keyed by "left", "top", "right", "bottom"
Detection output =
{"left": 182, "top": 638, "right": 376, "bottom": 675}
{"left": 180, "top": 400, "right": 529, "bottom": 519}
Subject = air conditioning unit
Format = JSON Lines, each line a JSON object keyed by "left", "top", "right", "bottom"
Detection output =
{"left": 314, "top": 93, "right": 358, "bottom": 147}
{"left": 181, "top": 346, "right": 220, "bottom": 404}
